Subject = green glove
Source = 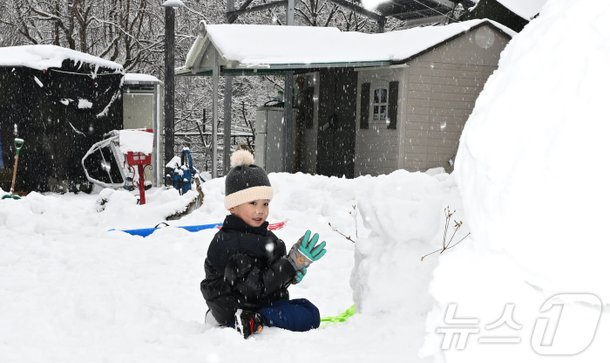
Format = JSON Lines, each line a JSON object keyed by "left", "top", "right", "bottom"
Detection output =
{"left": 292, "top": 267, "right": 307, "bottom": 284}
{"left": 287, "top": 230, "right": 327, "bottom": 271}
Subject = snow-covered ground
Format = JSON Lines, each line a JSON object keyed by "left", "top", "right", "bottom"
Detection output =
{"left": 2, "top": 0, "right": 610, "bottom": 361}
{"left": 0, "top": 170, "right": 457, "bottom": 362}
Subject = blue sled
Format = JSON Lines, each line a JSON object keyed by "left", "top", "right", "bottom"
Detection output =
{"left": 114, "top": 222, "right": 223, "bottom": 237}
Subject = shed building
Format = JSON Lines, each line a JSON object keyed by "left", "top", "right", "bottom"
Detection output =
{"left": 178, "top": 19, "right": 514, "bottom": 177}
{"left": 0, "top": 45, "right": 124, "bottom": 192}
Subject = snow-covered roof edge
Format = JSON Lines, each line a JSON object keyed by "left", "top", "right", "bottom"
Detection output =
{"left": 124, "top": 73, "right": 161, "bottom": 84}
{"left": 178, "top": 19, "right": 515, "bottom": 75}
{"left": 162, "top": 0, "right": 185, "bottom": 7}
{"left": 0, "top": 45, "right": 123, "bottom": 73}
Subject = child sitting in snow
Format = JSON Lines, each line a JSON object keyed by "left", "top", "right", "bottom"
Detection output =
{"left": 200, "top": 149, "right": 327, "bottom": 338}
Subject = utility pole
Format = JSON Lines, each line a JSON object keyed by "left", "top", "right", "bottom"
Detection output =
{"left": 212, "top": 52, "right": 219, "bottom": 178}
{"left": 162, "top": 0, "right": 185, "bottom": 178}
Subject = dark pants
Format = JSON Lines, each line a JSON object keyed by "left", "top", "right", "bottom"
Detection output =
{"left": 258, "top": 298, "right": 320, "bottom": 332}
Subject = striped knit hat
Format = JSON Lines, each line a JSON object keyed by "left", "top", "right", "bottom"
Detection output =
{"left": 224, "top": 150, "right": 273, "bottom": 209}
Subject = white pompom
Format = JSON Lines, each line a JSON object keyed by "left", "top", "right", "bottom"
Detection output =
{"left": 230, "top": 149, "right": 255, "bottom": 167}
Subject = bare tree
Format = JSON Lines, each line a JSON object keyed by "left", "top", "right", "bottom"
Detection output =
{"left": 1, "top": 0, "right": 167, "bottom": 73}
{"left": 0, "top": 0, "right": 397, "bottom": 174}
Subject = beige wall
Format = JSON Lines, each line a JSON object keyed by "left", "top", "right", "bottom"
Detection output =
{"left": 401, "top": 25, "right": 511, "bottom": 172}
{"left": 354, "top": 67, "right": 404, "bottom": 176}
{"left": 355, "top": 24, "right": 511, "bottom": 175}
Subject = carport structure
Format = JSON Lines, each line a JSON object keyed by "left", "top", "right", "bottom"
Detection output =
{"left": 177, "top": 19, "right": 512, "bottom": 177}
{"left": 179, "top": 0, "right": 477, "bottom": 177}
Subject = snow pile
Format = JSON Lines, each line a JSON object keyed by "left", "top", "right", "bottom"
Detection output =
{"left": 351, "top": 171, "right": 456, "bottom": 313}
{"left": 351, "top": 170, "right": 464, "bottom": 358}
{"left": 0, "top": 170, "right": 460, "bottom": 362}
{"left": 425, "top": 0, "right": 610, "bottom": 361}
{"left": 119, "top": 129, "right": 154, "bottom": 154}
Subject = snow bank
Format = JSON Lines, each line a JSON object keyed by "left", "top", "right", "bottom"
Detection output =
{"left": 425, "top": 0, "right": 610, "bottom": 361}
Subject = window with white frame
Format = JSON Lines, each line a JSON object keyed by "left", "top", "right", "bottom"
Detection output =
{"left": 360, "top": 80, "right": 398, "bottom": 130}
{"left": 372, "top": 86, "right": 389, "bottom": 124}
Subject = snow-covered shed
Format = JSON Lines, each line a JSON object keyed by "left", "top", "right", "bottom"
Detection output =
{"left": 0, "top": 45, "right": 124, "bottom": 192}
{"left": 178, "top": 19, "right": 514, "bottom": 177}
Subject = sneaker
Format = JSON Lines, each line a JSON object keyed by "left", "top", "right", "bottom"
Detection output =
{"left": 234, "top": 309, "right": 264, "bottom": 339}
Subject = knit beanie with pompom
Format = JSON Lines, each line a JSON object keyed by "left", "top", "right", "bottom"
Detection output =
{"left": 224, "top": 149, "right": 273, "bottom": 209}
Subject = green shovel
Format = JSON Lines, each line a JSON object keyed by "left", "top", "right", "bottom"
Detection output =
{"left": 320, "top": 304, "right": 356, "bottom": 326}
{"left": 2, "top": 138, "right": 24, "bottom": 200}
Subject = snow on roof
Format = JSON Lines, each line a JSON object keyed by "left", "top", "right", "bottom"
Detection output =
{"left": 180, "top": 19, "right": 515, "bottom": 73}
{"left": 497, "top": 0, "right": 548, "bottom": 20}
{"left": 124, "top": 73, "right": 161, "bottom": 84}
{"left": 0, "top": 44, "right": 123, "bottom": 72}
{"left": 161, "top": 0, "right": 185, "bottom": 7}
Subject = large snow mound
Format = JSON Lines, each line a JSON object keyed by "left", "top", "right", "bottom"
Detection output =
{"left": 425, "top": 0, "right": 610, "bottom": 362}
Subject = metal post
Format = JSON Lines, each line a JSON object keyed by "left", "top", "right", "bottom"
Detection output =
{"left": 163, "top": 6, "right": 176, "bottom": 177}
{"left": 224, "top": 78, "right": 232, "bottom": 174}
{"left": 154, "top": 82, "right": 162, "bottom": 186}
{"left": 284, "top": 74, "right": 294, "bottom": 172}
{"left": 284, "top": 0, "right": 295, "bottom": 172}
{"left": 212, "top": 51, "right": 219, "bottom": 178}
{"left": 224, "top": 0, "right": 235, "bottom": 174}
{"left": 377, "top": 17, "right": 386, "bottom": 33}
{"left": 287, "top": 0, "right": 295, "bottom": 25}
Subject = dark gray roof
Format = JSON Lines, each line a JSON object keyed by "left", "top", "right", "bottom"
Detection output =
{"left": 372, "top": 0, "right": 474, "bottom": 21}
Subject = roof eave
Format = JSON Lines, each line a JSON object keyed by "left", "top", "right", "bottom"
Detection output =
{"left": 176, "top": 60, "right": 392, "bottom": 77}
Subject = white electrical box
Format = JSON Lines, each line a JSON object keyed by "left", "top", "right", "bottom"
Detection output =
{"left": 122, "top": 73, "right": 162, "bottom": 186}
{"left": 255, "top": 106, "right": 285, "bottom": 172}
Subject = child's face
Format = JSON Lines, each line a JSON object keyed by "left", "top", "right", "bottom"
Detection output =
{"left": 229, "top": 199, "right": 270, "bottom": 228}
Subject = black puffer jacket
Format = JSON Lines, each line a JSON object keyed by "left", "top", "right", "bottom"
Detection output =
{"left": 200, "top": 215, "right": 296, "bottom": 324}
